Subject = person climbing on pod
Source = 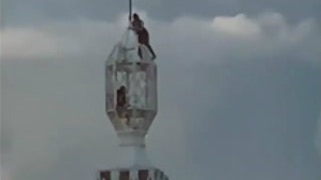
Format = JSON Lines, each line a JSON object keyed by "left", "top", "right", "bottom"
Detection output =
{"left": 129, "top": 13, "right": 157, "bottom": 60}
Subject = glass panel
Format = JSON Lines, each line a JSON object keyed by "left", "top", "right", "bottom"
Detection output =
{"left": 106, "top": 65, "right": 114, "bottom": 110}
{"left": 128, "top": 71, "right": 146, "bottom": 109}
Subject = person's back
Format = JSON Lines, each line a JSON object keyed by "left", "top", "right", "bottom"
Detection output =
{"left": 131, "top": 17, "right": 144, "bottom": 32}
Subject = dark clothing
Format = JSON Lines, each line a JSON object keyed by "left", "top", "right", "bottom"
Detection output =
{"left": 137, "top": 28, "right": 149, "bottom": 45}
{"left": 116, "top": 87, "right": 126, "bottom": 108}
{"left": 132, "top": 19, "right": 144, "bottom": 32}
{"left": 116, "top": 86, "right": 130, "bottom": 122}
{"left": 131, "top": 19, "right": 149, "bottom": 44}
{"left": 131, "top": 19, "right": 156, "bottom": 60}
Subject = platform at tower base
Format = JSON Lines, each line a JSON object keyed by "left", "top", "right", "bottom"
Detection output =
{"left": 98, "top": 168, "right": 169, "bottom": 180}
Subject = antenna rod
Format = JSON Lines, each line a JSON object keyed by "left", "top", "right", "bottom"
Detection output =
{"left": 129, "top": 0, "right": 132, "bottom": 21}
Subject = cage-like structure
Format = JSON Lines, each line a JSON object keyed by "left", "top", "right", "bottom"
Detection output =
{"left": 105, "top": 28, "right": 157, "bottom": 136}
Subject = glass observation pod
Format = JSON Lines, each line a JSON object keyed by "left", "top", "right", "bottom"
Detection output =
{"left": 105, "top": 28, "right": 157, "bottom": 133}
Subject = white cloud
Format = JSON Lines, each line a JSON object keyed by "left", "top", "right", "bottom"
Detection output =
{"left": 1, "top": 11, "right": 320, "bottom": 66}
{"left": 1, "top": 28, "right": 58, "bottom": 59}
{"left": 212, "top": 14, "right": 262, "bottom": 37}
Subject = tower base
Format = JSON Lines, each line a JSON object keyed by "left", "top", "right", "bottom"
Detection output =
{"left": 98, "top": 168, "right": 169, "bottom": 180}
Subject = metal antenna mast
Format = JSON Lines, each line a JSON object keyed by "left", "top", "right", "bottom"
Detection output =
{"left": 129, "top": 0, "right": 132, "bottom": 21}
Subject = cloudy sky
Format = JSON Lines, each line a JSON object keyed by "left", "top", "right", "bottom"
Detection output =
{"left": 1, "top": 0, "right": 321, "bottom": 180}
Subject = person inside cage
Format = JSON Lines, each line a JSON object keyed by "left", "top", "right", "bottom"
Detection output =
{"left": 129, "top": 13, "right": 157, "bottom": 60}
{"left": 116, "top": 86, "right": 127, "bottom": 108}
{"left": 116, "top": 86, "right": 130, "bottom": 124}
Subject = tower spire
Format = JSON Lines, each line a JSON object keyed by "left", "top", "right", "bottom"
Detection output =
{"left": 98, "top": 16, "right": 169, "bottom": 180}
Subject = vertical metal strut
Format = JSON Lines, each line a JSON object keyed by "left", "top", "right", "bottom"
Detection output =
{"left": 129, "top": 0, "right": 132, "bottom": 21}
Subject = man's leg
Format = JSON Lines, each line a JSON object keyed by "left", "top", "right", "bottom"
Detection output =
{"left": 146, "top": 44, "right": 156, "bottom": 60}
{"left": 137, "top": 32, "right": 144, "bottom": 59}
{"left": 140, "top": 29, "right": 156, "bottom": 60}
{"left": 137, "top": 48, "right": 143, "bottom": 59}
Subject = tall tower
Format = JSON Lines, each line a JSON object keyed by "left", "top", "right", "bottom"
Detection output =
{"left": 98, "top": 27, "right": 169, "bottom": 179}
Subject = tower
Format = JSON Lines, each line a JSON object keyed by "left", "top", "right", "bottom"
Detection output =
{"left": 98, "top": 25, "right": 169, "bottom": 179}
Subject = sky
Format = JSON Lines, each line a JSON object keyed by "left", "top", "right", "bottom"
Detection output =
{"left": 1, "top": 0, "right": 321, "bottom": 180}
